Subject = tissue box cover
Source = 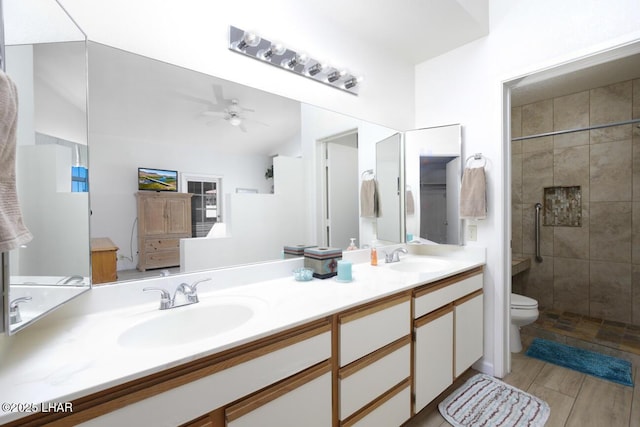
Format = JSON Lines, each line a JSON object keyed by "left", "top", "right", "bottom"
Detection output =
{"left": 284, "top": 244, "right": 317, "bottom": 258}
{"left": 304, "top": 247, "right": 342, "bottom": 279}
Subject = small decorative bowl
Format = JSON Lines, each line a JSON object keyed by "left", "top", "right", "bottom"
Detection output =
{"left": 293, "top": 267, "right": 314, "bottom": 281}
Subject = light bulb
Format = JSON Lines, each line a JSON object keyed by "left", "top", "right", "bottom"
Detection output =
{"left": 235, "top": 31, "right": 261, "bottom": 51}
{"left": 282, "top": 52, "right": 309, "bottom": 69}
{"left": 258, "top": 42, "right": 286, "bottom": 61}
{"left": 229, "top": 116, "right": 242, "bottom": 126}
{"left": 327, "top": 69, "right": 347, "bottom": 83}
{"left": 305, "top": 62, "right": 327, "bottom": 76}
{"left": 344, "top": 75, "right": 364, "bottom": 89}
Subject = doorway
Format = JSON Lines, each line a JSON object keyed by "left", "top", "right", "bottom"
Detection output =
{"left": 319, "top": 130, "right": 359, "bottom": 248}
{"left": 503, "top": 41, "right": 640, "bottom": 373}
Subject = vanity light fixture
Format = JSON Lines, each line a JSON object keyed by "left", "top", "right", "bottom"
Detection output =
{"left": 228, "top": 25, "right": 362, "bottom": 95}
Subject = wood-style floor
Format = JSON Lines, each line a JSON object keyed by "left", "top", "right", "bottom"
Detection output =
{"left": 405, "top": 337, "right": 640, "bottom": 427}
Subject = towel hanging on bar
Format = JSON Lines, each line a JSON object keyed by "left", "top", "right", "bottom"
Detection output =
{"left": 360, "top": 178, "right": 378, "bottom": 218}
{"left": 0, "top": 70, "right": 32, "bottom": 252}
{"left": 460, "top": 154, "right": 487, "bottom": 220}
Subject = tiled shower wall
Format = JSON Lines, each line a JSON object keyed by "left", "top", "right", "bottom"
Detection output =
{"left": 511, "top": 77, "right": 640, "bottom": 325}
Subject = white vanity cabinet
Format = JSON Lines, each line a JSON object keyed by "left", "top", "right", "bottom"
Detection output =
{"left": 69, "top": 320, "right": 332, "bottom": 427}
{"left": 412, "top": 267, "right": 483, "bottom": 414}
{"left": 337, "top": 294, "right": 412, "bottom": 427}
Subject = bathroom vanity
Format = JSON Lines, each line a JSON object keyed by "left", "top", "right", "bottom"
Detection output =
{"left": 0, "top": 248, "right": 484, "bottom": 426}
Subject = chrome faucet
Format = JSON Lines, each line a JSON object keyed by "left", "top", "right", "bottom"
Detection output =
{"left": 144, "top": 278, "right": 212, "bottom": 310}
{"left": 9, "top": 296, "right": 32, "bottom": 324}
{"left": 384, "top": 247, "right": 408, "bottom": 263}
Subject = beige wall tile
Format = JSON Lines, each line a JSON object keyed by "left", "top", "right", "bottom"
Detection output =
{"left": 554, "top": 90, "right": 589, "bottom": 132}
{"left": 522, "top": 135, "right": 553, "bottom": 153}
{"left": 553, "top": 257, "right": 589, "bottom": 315}
{"left": 589, "top": 201, "right": 631, "bottom": 263}
{"left": 633, "top": 203, "right": 640, "bottom": 265}
{"left": 633, "top": 265, "right": 640, "bottom": 326}
{"left": 590, "top": 80, "right": 633, "bottom": 126}
{"left": 589, "top": 139, "right": 632, "bottom": 202}
{"left": 554, "top": 145, "right": 589, "bottom": 202}
{"left": 634, "top": 140, "right": 640, "bottom": 202}
{"left": 554, "top": 130, "right": 589, "bottom": 150}
{"left": 523, "top": 202, "right": 553, "bottom": 256}
{"left": 522, "top": 255, "right": 554, "bottom": 308}
{"left": 522, "top": 99, "right": 553, "bottom": 137}
{"left": 590, "top": 260, "right": 632, "bottom": 322}
{"left": 523, "top": 150, "right": 553, "bottom": 203}
{"left": 633, "top": 78, "right": 640, "bottom": 120}
{"left": 590, "top": 123, "right": 633, "bottom": 144}
{"left": 512, "top": 153, "right": 523, "bottom": 204}
{"left": 512, "top": 106, "right": 522, "bottom": 139}
{"left": 512, "top": 203, "right": 523, "bottom": 255}
{"left": 554, "top": 202, "right": 589, "bottom": 259}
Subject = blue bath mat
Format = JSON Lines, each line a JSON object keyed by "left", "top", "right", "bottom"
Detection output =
{"left": 525, "top": 338, "right": 633, "bottom": 387}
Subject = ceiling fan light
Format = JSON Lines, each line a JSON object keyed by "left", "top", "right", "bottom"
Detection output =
{"left": 229, "top": 116, "right": 242, "bottom": 126}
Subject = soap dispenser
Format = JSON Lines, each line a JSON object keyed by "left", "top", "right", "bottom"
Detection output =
{"left": 347, "top": 238, "right": 358, "bottom": 251}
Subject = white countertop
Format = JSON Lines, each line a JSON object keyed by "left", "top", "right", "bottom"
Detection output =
{"left": 0, "top": 246, "right": 484, "bottom": 424}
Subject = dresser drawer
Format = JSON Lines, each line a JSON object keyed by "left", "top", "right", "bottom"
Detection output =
{"left": 414, "top": 270, "right": 482, "bottom": 318}
{"left": 145, "top": 238, "right": 180, "bottom": 251}
{"left": 339, "top": 294, "right": 411, "bottom": 366}
{"left": 339, "top": 338, "right": 410, "bottom": 420}
{"left": 144, "top": 250, "right": 180, "bottom": 268}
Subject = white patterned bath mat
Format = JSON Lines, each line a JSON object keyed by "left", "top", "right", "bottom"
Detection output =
{"left": 438, "top": 374, "right": 550, "bottom": 427}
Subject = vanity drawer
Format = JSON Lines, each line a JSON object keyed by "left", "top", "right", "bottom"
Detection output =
{"left": 414, "top": 269, "right": 482, "bottom": 318}
{"left": 342, "top": 380, "right": 411, "bottom": 427}
{"left": 339, "top": 337, "right": 410, "bottom": 420}
{"left": 339, "top": 294, "right": 410, "bottom": 366}
{"left": 76, "top": 321, "right": 332, "bottom": 426}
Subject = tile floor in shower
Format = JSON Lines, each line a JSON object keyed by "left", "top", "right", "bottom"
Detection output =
{"left": 522, "top": 307, "right": 640, "bottom": 366}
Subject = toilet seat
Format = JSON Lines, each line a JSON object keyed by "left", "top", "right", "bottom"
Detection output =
{"left": 511, "top": 293, "right": 538, "bottom": 309}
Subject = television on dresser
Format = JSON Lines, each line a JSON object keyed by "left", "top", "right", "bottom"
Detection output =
{"left": 138, "top": 167, "right": 178, "bottom": 192}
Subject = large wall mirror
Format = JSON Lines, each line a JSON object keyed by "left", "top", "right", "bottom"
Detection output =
{"left": 3, "top": 0, "right": 91, "bottom": 334}
{"left": 405, "top": 125, "right": 462, "bottom": 245}
{"left": 2, "top": 0, "right": 464, "bottom": 335}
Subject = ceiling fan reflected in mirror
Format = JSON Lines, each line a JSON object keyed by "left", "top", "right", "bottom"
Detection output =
{"left": 202, "top": 99, "right": 267, "bottom": 133}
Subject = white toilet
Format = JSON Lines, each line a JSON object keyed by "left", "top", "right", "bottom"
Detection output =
{"left": 510, "top": 293, "right": 539, "bottom": 353}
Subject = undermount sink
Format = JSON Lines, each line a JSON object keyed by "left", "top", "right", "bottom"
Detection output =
{"left": 118, "top": 302, "right": 254, "bottom": 349}
{"left": 388, "top": 258, "right": 452, "bottom": 273}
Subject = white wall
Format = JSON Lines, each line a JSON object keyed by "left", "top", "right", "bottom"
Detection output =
{"left": 181, "top": 156, "right": 306, "bottom": 271}
{"left": 414, "top": 0, "right": 640, "bottom": 377}
{"left": 58, "top": 0, "right": 415, "bottom": 132}
{"left": 300, "top": 104, "right": 398, "bottom": 250}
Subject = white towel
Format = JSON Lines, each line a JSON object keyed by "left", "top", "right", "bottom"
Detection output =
{"left": 360, "top": 179, "right": 378, "bottom": 217}
{"left": 0, "top": 70, "right": 32, "bottom": 252}
{"left": 406, "top": 189, "right": 415, "bottom": 215}
{"left": 460, "top": 167, "right": 487, "bottom": 220}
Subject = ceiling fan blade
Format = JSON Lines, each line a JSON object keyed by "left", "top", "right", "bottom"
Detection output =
{"left": 239, "top": 123, "right": 248, "bottom": 133}
{"left": 212, "top": 84, "right": 228, "bottom": 105}
{"left": 201, "top": 110, "right": 225, "bottom": 117}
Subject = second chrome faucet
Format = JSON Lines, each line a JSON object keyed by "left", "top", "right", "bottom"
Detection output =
{"left": 144, "top": 278, "right": 212, "bottom": 310}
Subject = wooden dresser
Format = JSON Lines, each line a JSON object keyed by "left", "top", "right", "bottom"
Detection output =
{"left": 136, "top": 191, "right": 192, "bottom": 271}
{"left": 91, "top": 237, "right": 119, "bottom": 284}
